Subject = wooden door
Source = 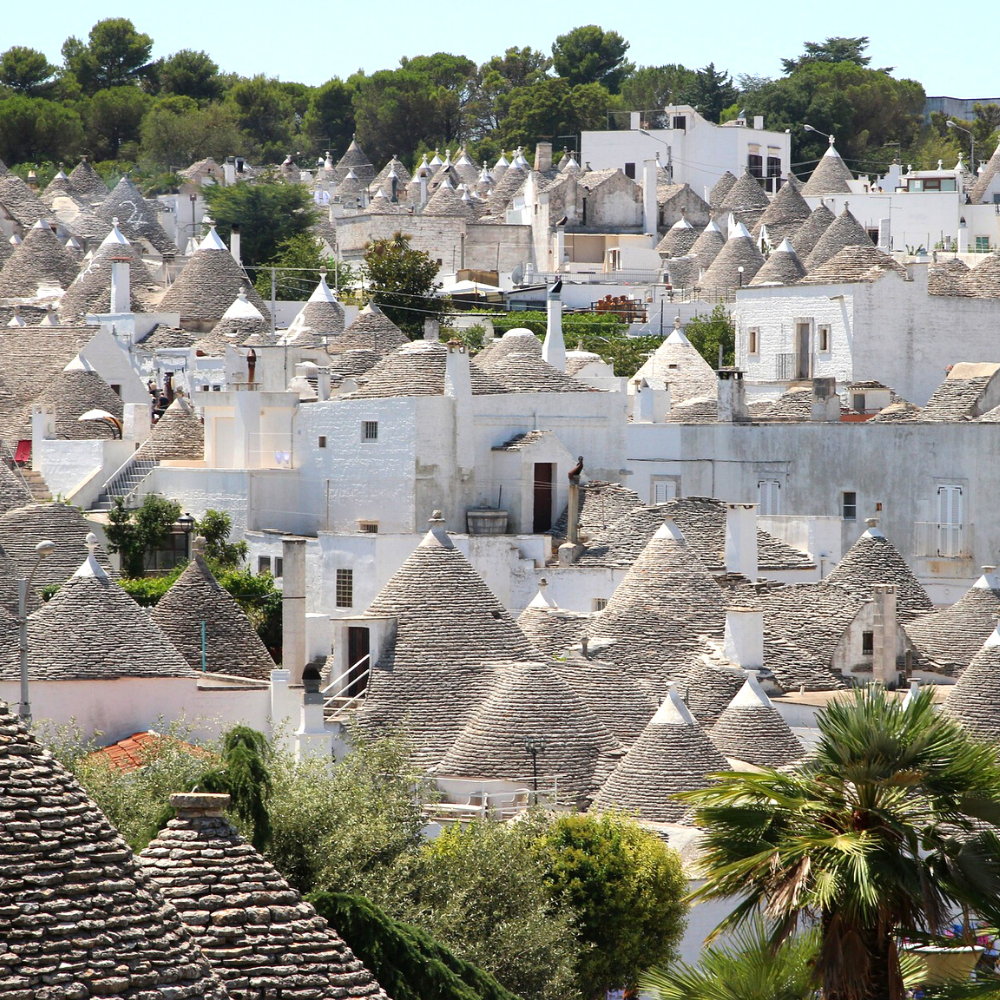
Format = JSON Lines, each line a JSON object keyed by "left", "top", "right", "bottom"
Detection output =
{"left": 346, "top": 627, "right": 370, "bottom": 698}
{"left": 533, "top": 463, "right": 554, "bottom": 533}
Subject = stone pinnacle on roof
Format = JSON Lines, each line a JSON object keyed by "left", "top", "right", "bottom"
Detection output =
{"left": 708, "top": 671, "right": 804, "bottom": 767}
{"left": 0, "top": 704, "right": 227, "bottom": 999}
{"left": 749, "top": 237, "right": 806, "bottom": 286}
{"left": 590, "top": 684, "right": 730, "bottom": 823}
{"left": 943, "top": 617, "right": 1000, "bottom": 742}
{"left": 139, "top": 792, "right": 388, "bottom": 998}
{"left": 823, "top": 517, "right": 933, "bottom": 619}
{"left": 151, "top": 537, "right": 274, "bottom": 680}
{"left": 801, "top": 136, "right": 855, "bottom": 196}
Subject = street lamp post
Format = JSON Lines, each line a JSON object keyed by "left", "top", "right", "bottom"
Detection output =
{"left": 946, "top": 121, "right": 975, "bottom": 174}
{"left": 18, "top": 539, "right": 56, "bottom": 723}
{"left": 638, "top": 128, "right": 673, "bottom": 182}
{"left": 523, "top": 736, "right": 547, "bottom": 805}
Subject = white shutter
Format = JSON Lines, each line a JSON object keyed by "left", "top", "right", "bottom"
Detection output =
{"left": 653, "top": 480, "right": 677, "bottom": 504}
{"left": 757, "top": 479, "right": 781, "bottom": 516}
{"left": 937, "top": 485, "right": 963, "bottom": 557}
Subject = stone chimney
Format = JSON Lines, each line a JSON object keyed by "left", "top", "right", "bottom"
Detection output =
{"left": 223, "top": 156, "right": 236, "bottom": 186}
{"left": 810, "top": 376, "right": 840, "bottom": 421}
{"left": 423, "top": 318, "right": 440, "bottom": 342}
{"left": 716, "top": 368, "right": 748, "bottom": 422}
{"left": 871, "top": 583, "right": 898, "bottom": 685}
{"left": 534, "top": 141, "right": 553, "bottom": 173}
{"left": 230, "top": 224, "right": 241, "bottom": 264}
{"left": 169, "top": 792, "right": 229, "bottom": 818}
{"left": 109, "top": 256, "right": 130, "bottom": 314}
{"left": 724, "top": 502, "right": 758, "bottom": 580}
{"left": 281, "top": 536, "right": 307, "bottom": 684}
{"left": 643, "top": 158, "right": 658, "bottom": 235}
{"left": 723, "top": 606, "right": 764, "bottom": 668}
{"left": 444, "top": 340, "right": 474, "bottom": 472}
{"left": 559, "top": 460, "right": 585, "bottom": 565}
{"left": 633, "top": 378, "right": 671, "bottom": 423}
{"left": 543, "top": 278, "right": 566, "bottom": 372}
{"left": 295, "top": 662, "right": 333, "bottom": 761}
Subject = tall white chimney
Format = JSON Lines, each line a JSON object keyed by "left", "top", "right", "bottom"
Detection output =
{"left": 109, "top": 256, "right": 130, "bottom": 314}
{"left": 230, "top": 224, "right": 241, "bottom": 264}
{"left": 445, "top": 340, "right": 474, "bottom": 472}
{"left": 543, "top": 278, "right": 566, "bottom": 372}
{"left": 717, "top": 368, "right": 748, "bottom": 422}
{"left": 724, "top": 502, "right": 758, "bottom": 580}
{"left": 643, "top": 158, "right": 658, "bottom": 235}
{"left": 281, "top": 537, "right": 307, "bottom": 684}
{"left": 872, "top": 584, "right": 898, "bottom": 685}
{"left": 723, "top": 607, "right": 764, "bottom": 669}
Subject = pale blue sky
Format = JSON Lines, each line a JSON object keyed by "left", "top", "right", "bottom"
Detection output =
{"left": 4, "top": 1, "right": 992, "bottom": 97}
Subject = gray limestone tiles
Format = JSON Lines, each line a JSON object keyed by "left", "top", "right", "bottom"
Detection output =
{"left": 591, "top": 686, "right": 729, "bottom": 823}
{"left": 139, "top": 793, "right": 388, "bottom": 1000}
{"left": 0, "top": 703, "right": 227, "bottom": 1000}
{"left": 708, "top": 672, "right": 804, "bottom": 767}
{"left": 943, "top": 625, "right": 1000, "bottom": 743}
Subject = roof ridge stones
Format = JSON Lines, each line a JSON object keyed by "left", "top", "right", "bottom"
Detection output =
{"left": 823, "top": 520, "right": 933, "bottom": 619}
{"left": 139, "top": 793, "right": 388, "bottom": 999}
{"left": 151, "top": 545, "right": 275, "bottom": 679}
{"left": 0, "top": 704, "right": 227, "bottom": 999}
{"left": 591, "top": 686, "right": 730, "bottom": 823}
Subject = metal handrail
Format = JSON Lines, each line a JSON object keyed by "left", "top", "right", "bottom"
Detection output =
{"left": 322, "top": 652, "right": 371, "bottom": 714}
{"left": 0, "top": 440, "right": 33, "bottom": 497}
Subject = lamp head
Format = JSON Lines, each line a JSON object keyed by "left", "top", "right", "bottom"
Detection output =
{"left": 34, "top": 540, "right": 55, "bottom": 560}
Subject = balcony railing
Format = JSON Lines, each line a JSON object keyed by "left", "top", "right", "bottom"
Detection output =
{"left": 775, "top": 352, "right": 815, "bottom": 381}
{"left": 913, "top": 521, "right": 972, "bottom": 559}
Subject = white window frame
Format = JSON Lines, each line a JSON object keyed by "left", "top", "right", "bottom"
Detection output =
{"left": 936, "top": 483, "right": 964, "bottom": 558}
{"left": 841, "top": 490, "right": 857, "bottom": 521}
{"left": 592, "top": 598, "right": 608, "bottom": 612}
{"left": 361, "top": 420, "right": 378, "bottom": 442}
{"left": 650, "top": 476, "right": 680, "bottom": 505}
{"left": 817, "top": 324, "right": 831, "bottom": 353}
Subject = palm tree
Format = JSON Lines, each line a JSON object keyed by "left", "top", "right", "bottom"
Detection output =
{"left": 639, "top": 920, "right": 819, "bottom": 1000}
{"left": 681, "top": 686, "right": 1000, "bottom": 1000}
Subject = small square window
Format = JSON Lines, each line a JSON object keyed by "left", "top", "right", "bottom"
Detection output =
{"left": 842, "top": 491, "right": 857, "bottom": 521}
{"left": 110, "top": 384, "right": 122, "bottom": 397}
{"left": 273, "top": 557, "right": 283, "bottom": 578}
{"left": 318, "top": 435, "right": 327, "bottom": 448}
{"left": 336, "top": 568, "right": 354, "bottom": 608}
{"left": 257, "top": 556, "right": 271, "bottom": 575}
{"left": 362, "top": 421, "right": 378, "bottom": 442}
{"left": 592, "top": 598, "right": 608, "bottom": 612}
{"left": 358, "top": 521, "right": 379, "bottom": 534}
{"left": 862, "top": 630, "right": 874, "bottom": 656}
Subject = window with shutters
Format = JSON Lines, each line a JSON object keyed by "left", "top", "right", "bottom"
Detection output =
{"left": 937, "top": 484, "right": 964, "bottom": 557}
{"left": 592, "top": 598, "right": 608, "bottom": 612}
{"left": 257, "top": 556, "right": 271, "bottom": 575}
{"left": 651, "top": 477, "right": 679, "bottom": 505}
{"left": 758, "top": 479, "right": 781, "bottom": 516}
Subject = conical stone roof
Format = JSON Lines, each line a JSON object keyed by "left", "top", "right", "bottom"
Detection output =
{"left": 905, "top": 568, "right": 1000, "bottom": 675}
{"left": 698, "top": 222, "right": 766, "bottom": 292}
{"left": 709, "top": 171, "right": 738, "bottom": 210}
{"left": 151, "top": 541, "right": 274, "bottom": 680}
{"left": 801, "top": 141, "right": 854, "bottom": 196}
{"left": 0, "top": 538, "right": 195, "bottom": 681}
{"left": 68, "top": 157, "right": 110, "bottom": 202}
{"left": 591, "top": 686, "right": 729, "bottom": 823}
{"left": 585, "top": 519, "right": 728, "bottom": 685}
{"left": 0, "top": 460, "right": 31, "bottom": 514}
{"left": 474, "top": 350, "right": 594, "bottom": 393}
{"left": 0, "top": 705, "right": 226, "bottom": 999}
{"left": 282, "top": 273, "right": 346, "bottom": 346}
{"left": 424, "top": 180, "right": 475, "bottom": 219}
{"left": 824, "top": 520, "right": 933, "bottom": 619}
{"left": 708, "top": 672, "right": 804, "bottom": 767}
{"left": 35, "top": 360, "right": 124, "bottom": 440}
{"left": 631, "top": 325, "right": 717, "bottom": 403}
{"left": 516, "top": 601, "right": 588, "bottom": 659}
{"left": 0, "top": 173, "right": 47, "bottom": 227}
{"left": 475, "top": 328, "right": 541, "bottom": 366}
{"left": 799, "top": 243, "right": 905, "bottom": 285}
{"left": 0, "top": 219, "right": 79, "bottom": 296}
{"left": 749, "top": 237, "right": 806, "bottom": 286}
{"left": 96, "top": 176, "right": 177, "bottom": 256}
{"left": 671, "top": 657, "right": 745, "bottom": 727}
{"left": 943, "top": 623, "right": 1000, "bottom": 742}
{"left": 199, "top": 288, "right": 269, "bottom": 351}
{"left": 751, "top": 181, "right": 811, "bottom": 244}
{"left": 332, "top": 301, "right": 409, "bottom": 354}
{"left": 688, "top": 218, "right": 727, "bottom": 269}
{"left": 433, "top": 660, "right": 624, "bottom": 802}
{"left": 717, "top": 168, "right": 770, "bottom": 228}
{"left": 656, "top": 216, "right": 698, "bottom": 257}
{"left": 373, "top": 155, "right": 411, "bottom": 197}
{"left": 359, "top": 517, "right": 541, "bottom": 768}
{"left": 333, "top": 138, "right": 375, "bottom": 185}
{"left": 485, "top": 162, "right": 526, "bottom": 215}
{"left": 160, "top": 229, "right": 271, "bottom": 329}
{"left": 0, "top": 502, "right": 115, "bottom": 587}
{"left": 137, "top": 396, "right": 204, "bottom": 461}
{"left": 789, "top": 203, "right": 836, "bottom": 258}
{"left": 804, "top": 206, "right": 874, "bottom": 270}
{"left": 139, "top": 793, "right": 387, "bottom": 998}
